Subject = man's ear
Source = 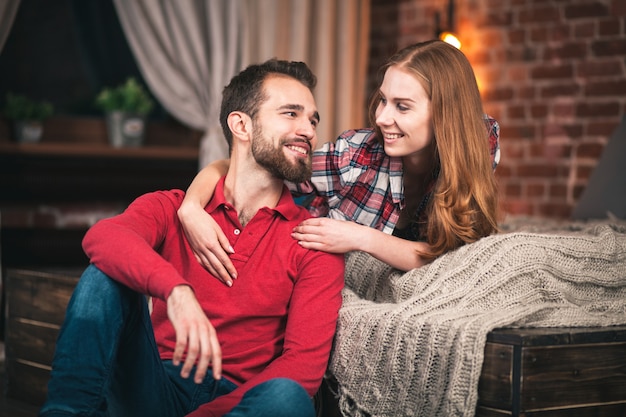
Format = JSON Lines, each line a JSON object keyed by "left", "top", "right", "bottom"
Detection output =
{"left": 227, "top": 111, "right": 252, "bottom": 142}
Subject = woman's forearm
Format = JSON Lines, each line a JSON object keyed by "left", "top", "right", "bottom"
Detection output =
{"left": 358, "top": 226, "right": 431, "bottom": 271}
{"left": 182, "top": 159, "right": 230, "bottom": 209}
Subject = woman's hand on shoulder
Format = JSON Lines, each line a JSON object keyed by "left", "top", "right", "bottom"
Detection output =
{"left": 291, "top": 217, "right": 368, "bottom": 254}
{"left": 177, "top": 203, "right": 237, "bottom": 286}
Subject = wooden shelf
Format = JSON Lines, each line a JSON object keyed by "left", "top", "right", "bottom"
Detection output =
{"left": 0, "top": 116, "right": 203, "bottom": 267}
{"left": 0, "top": 141, "right": 198, "bottom": 160}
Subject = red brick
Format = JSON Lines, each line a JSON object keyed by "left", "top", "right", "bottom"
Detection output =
{"left": 526, "top": 182, "right": 546, "bottom": 197}
{"left": 549, "top": 184, "right": 568, "bottom": 198}
{"left": 612, "top": 0, "right": 626, "bottom": 16}
{"left": 530, "top": 64, "right": 574, "bottom": 80}
{"left": 495, "top": 165, "right": 513, "bottom": 178}
{"left": 469, "top": 49, "right": 492, "bottom": 65}
{"left": 484, "top": 10, "right": 513, "bottom": 27}
{"left": 587, "top": 120, "right": 621, "bottom": 136}
{"left": 573, "top": 21, "right": 596, "bottom": 38}
{"left": 576, "top": 165, "right": 595, "bottom": 181}
{"left": 481, "top": 31, "right": 507, "bottom": 48}
{"left": 517, "top": 163, "right": 561, "bottom": 178}
{"left": 541, "top": 83, "right": 581, "bottom": 98}
{"left": 576, "top": 143, "right": 605, "bottom": 158}
{"left": 538, "top": 203, "right": 572, "bottom": 218}
{"left": 598, "top": 18, "right": 621, "bottom": 36}
{"left": 545, "top": 25, "right": 573, "bottom": 43}
{"left": 576, "top": 101, "right": 621, "bottom": 117}
{"left": 506, "top": 183, "right": 523, "bottom": 197}
{"left": 502, "top": 200, "right": 535, "bottom": 216}
{"left": 530, "top": 104, "right": 549, "bottom": 118}
{"left": 543, "top": 123, "right": 583, "bottom": 140}
{"left": 507, "top": 66, "right": 528, "bottom": 82}
{"left": 508, "top": 29, "right": 526, "bottom": 44}
{"left": 483, "top": 86, "right": 515, "bottom": 101}
{"left": 501, "top": 140, "right": 525, "bottom": 157}
{"left": 577, "top": 60, "right": 623, "bottom": 77}
{"left": 591, "top": 39, "right": 626, "bottom": 56}
{"left": 537, "top": 143, "right": 574, "bottom": 158}
{"left": 553, "top": 102, "right": 576, "bottom": 117}
{"left": 509, "top": 47, "right": 538, "bottom": 62}
{"left": 565, "top": 2, "right": 610, "bottom": 19}
{"left": 519, "top": 6, "right": 560, "bottom": 24}
{"left": 530, "top": 26, "right": 549, "bottom": 42}
{"left": 501, "top": 123, "right": 537, "bottom": 140}
{"left": 507, "top": 105, "right": 526, "bottom": 119}
{"left": 543, "top": 42, "right": 588, "bottom": 60}
{"left": 585, "top": 80, "right": 626, "bottom": 96}
{"left": 518, "top": 86, "right": 536, "bottom": 100}
{"left": 529, "top": 143, "right": 544, "bottom": 158}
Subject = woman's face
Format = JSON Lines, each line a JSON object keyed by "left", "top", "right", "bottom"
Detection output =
{"left": 375, "top": 65, "right": 434, "bottom": 160}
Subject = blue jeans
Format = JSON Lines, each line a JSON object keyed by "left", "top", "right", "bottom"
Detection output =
{"left": 39, "top": 265, "right": 315, "bottom": 417}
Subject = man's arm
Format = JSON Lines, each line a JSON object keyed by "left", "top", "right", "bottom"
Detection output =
{"left": 83, "top": 191, "right": 188, "bottom": 299}
{"left": 82, "top": 190, "right": 222, "bottom": 381}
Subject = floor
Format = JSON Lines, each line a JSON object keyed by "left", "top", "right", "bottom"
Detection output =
{"left": 0, "top": 342, "right": 41, "bottom": 417}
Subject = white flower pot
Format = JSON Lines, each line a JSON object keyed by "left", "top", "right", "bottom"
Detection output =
{"left": 14, "top": 120, "right": 43, "bottom": 143}
{"left": 105, "top": 111, "right": 146, "bottom": 148}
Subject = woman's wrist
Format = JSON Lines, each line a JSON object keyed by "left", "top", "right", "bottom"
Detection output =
{"left": 177, "top": 199, "right": 203, "bottom": 222}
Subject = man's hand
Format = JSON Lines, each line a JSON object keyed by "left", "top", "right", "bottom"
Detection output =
{"left": 167, "top": 285, "right": 222, "bottom": 383}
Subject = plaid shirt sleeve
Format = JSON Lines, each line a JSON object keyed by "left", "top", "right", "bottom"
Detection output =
{"left": 485, "top": 115, "right": 501, "bottom": 170}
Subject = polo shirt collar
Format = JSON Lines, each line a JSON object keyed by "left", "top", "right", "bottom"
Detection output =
{"left": 207, "top": 177, "right": 300, "bottom": 221}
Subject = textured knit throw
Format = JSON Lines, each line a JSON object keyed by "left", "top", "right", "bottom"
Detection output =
{"left": 329, "top": 220, "right": 626, "bottom": 417}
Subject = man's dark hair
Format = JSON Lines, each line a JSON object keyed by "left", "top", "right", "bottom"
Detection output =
{"left": 220, "top": 59, "right": 317, "bottom": 148}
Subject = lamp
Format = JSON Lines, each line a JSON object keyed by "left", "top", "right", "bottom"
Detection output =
{"left": 434, "top": 0, "right": 461, "bottom": 49}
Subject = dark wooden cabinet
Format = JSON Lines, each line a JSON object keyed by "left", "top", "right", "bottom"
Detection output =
{"left": 477, "top": 326, "right": 626, "bottom": 417}
{"left": 0, "top": 140, "right": 199, "bottom": 267}
{"left": 4, "top": 268, "right": 81, "bottom": 405}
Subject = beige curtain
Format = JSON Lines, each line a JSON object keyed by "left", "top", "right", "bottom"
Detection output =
{"left": 112, "top": 0, "right": 248, "bottom": 167}
{"left": 0, "top": 0, "right": 21, "bottom": 53}
{"left": 244, "top": 0, "right": 370, "bottom": 147}
{"left": 114, "top": 0, "right": 370, "bottom": 166}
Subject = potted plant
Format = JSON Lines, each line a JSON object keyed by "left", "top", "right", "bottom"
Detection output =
{"left": 95, "top": 77, "right": 155, "bottom": 147}
{"left": 3, "top": 93, "right": 54, "bottom": 143}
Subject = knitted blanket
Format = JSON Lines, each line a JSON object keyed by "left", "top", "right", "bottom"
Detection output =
{"left": 329, "top": 220, "right": 626, "bottom": 417}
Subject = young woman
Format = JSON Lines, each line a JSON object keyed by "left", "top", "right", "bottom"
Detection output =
{"left": 177, "top": 40, "right": 501, "bottom": 285}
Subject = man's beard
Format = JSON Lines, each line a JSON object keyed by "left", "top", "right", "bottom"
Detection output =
{"left": 251, "top": 126, "right": 312, "bottom": 183}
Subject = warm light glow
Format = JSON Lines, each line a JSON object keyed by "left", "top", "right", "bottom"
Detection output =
{"left": 439, "top": 31, "right": 461, "bottom": 49}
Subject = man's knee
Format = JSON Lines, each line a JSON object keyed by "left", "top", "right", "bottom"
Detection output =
{"left": 69, "top": 264, "right": 136, "bottom": 319}
{"left": 239, "top": 378, "right": 315, "bottom": 417}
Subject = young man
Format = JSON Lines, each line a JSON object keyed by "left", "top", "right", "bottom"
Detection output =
{"left": 39, "top": 59, "right": 344, "bottom": 417}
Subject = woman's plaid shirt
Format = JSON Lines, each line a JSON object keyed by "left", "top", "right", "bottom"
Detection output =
{"left": 289, "top": 116, "right": 500, "bottom": 236}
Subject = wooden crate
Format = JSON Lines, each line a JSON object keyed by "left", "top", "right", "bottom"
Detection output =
{"left": 4, "top": 268, "right": 82, "bottom": 405}
{"left": 477, "top": 326, "right": 626, "bottom": 417}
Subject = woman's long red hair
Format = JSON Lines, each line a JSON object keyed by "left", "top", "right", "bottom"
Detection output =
{"left": 369, "top": 40, "right": 500, "bottom": 260}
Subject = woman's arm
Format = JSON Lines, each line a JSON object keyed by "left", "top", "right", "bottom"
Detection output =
{"left": 177, "top": 159, "right": 237, "bottom": 285}
{"left": 291, "top": 217, "right": 430, "bottom": 271}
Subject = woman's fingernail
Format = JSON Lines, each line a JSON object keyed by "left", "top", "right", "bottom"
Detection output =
{"left": 228, "top": 245, "right": 235, "bottom": 253}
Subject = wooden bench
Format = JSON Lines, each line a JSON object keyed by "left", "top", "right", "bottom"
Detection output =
{"left": 6, "top": 267, "right": 626, "bottom": 416}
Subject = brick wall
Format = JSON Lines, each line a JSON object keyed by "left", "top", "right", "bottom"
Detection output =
{"left": 368, "top": 0, "right": 626, "bottom": 219}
